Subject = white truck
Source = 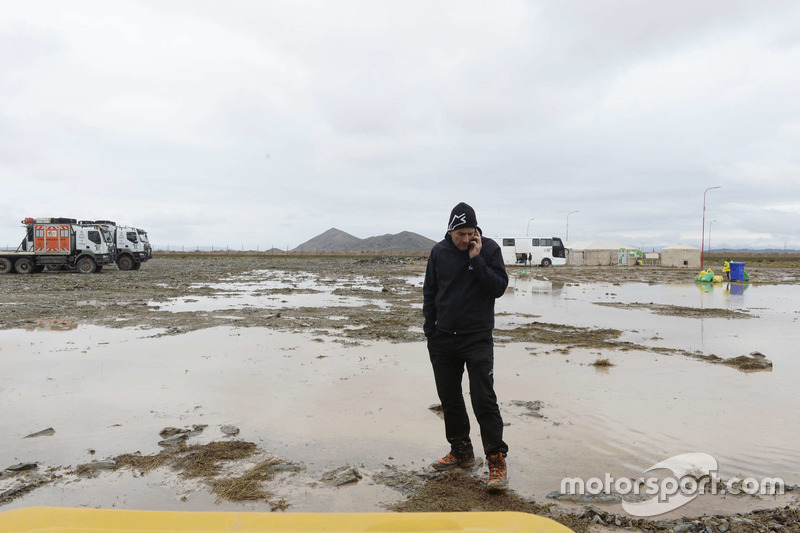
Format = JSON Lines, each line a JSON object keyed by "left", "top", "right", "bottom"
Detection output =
{"left": 80, "top": 220, "right": 152, "bottom": 270}
{"left": 0, "top": 218, "right": 116, "bottom": 274}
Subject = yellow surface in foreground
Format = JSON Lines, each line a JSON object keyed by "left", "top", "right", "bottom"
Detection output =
{"left": 0, "top": 507, "right": 574, "bottom": 533}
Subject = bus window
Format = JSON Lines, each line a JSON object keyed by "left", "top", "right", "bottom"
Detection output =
{"left": 531, "top": 239, "right": 539, "bottom": 246}
{"left": 503, "top": 238, "right": 515, "bottom": 246}
{"left": 542, "top": 238, "right": 553, "bottom": 247}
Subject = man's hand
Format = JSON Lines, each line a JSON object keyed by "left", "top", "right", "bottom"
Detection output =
{"left": 469, "top": 233, "right": 482, "bottom": 259}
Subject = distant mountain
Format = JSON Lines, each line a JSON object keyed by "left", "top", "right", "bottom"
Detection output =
{"left": 293, "top": 228, "right": 436, "bottom": 252}
{"left": 293, "top": 228, "right": 362, "bottom": 252}
{"left": 360, "top": 231, "right": 437, "bottom": 252}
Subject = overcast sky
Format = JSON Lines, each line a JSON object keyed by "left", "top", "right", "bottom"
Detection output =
{"left": 2, "top": 1, "right": 799, "bottom": 251}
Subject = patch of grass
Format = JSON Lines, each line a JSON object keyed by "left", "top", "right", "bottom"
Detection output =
{"left": 175, "top": 441, "right": 258, "bottom": 479}
{"left": 211, "top": 458, "right": 296, "bottom": 503}
{"left": 721, "top": 355, "right": 772, "bottom": 371}
{"left": 590, "top": 357, "right": 614, "bottom": 367}
{"left": 114, "top": 441, "right": 300, "bottom": 505}
{"left": 212, "top": 476, "right": 270, "bottom": 502}
{"left": 115, "top": 441, "right": 258, "bottom": 479}
{"left": 114, "top": 451, "right": 172, "bottom": 473}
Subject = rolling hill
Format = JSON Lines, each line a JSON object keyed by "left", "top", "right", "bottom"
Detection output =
{"left": 292, "top": 228, "right": 436, "bottom": 252}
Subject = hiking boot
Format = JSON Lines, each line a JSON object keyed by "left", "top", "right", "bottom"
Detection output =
{"left": 431, "top": 452, "right": 476, "bottom": 471}
{"left": 487, "top": 453, "right": 508, "bottom": 491}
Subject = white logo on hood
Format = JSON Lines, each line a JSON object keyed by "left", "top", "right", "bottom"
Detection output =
{"left": 448, "top": 212, "right": 467, "bottom": 231}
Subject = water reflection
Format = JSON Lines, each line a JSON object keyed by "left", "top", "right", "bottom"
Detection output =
{"left": 26, "top": 319, "right": 78, "bottom": 332}
{"left": 499, "top": 277, "right": 797, "bottom": 370}
{"left": 727, "top": 283, "right": 746, "bottom": 296}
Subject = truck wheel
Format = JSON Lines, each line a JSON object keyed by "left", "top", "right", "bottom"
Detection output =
{"left": 540, "top": 258, "right": 552, "bottom": 267}
{"left": 117, "top": 255, "right": 134, "bottom": 271}
{"left": 0, "top": 257, "right": 13, "bottom": 274}
{"left": 14, "top": 258, "right": 35, "bottom": 274}
{"left": 76, "top": 256, "right": 97, "bottom": 274}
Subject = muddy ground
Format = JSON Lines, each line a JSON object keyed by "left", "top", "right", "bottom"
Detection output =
{"left": 2, "top": 255, "right": 799, "bottom": 532}
{"left": 0, "top": 254, "right": 790, "bottom": 338}
{"left": 1, "top": 255, "right": 797, "bottom": 337}
{"left": 0, "top": 255, "right": 784, "bottom": 370}
{"left": 0, "top": 255, "right": 427, "bottom": 341}
{"left": 5, "top": 435, "right": 798, "bottom": 533}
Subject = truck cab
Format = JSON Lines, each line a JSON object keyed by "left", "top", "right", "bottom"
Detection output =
{"left": 81, "top": 220, "right": 152, "bottom": 270}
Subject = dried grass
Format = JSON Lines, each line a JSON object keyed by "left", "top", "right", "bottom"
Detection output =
{"left": 114, "top": 441, "right": 298, "bottom": 504}
{"left": 174, "top": 441, "right": 258, "bottom": 479}
{"left": 114, "top": 451, "right": 171, "bottom": 473}
{"left": 212, "top": 477, "right": 270, "bottom": 502}
{"left": 211, "top": 458, "right": 298, "bottom": 503}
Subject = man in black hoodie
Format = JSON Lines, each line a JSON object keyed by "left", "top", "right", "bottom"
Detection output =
{"left": 423, "top": 202, "right": 509, "bottom": 491}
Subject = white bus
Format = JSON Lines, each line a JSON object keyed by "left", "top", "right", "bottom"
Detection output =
{"left": 494, "top": 236, "right": 567, "bottom": 267}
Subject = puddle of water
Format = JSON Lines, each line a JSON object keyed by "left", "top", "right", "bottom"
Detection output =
{"left": 0, "top": 326, "right": 797, "bottom": 517}
{"left": 23, "top": 320, "right": 78, "bottom": 332}
{"left": 206, "top": 271, "right": 385, "bottom": 293}
{"left": 396, "top": 275, "right": 424, "bottom": 287}
{"left": 153, "top": 293, "right": 389, "bottom": 312}
{"left": 501, "top": 276, "right": 800, "bottom": 366}
{"left": 2, "top": 277, "right": 800, "bottom": 517}
{"left": 151, "top": 270, "right": 393, "bottom": 312}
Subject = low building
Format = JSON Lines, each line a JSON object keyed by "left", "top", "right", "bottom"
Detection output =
{"left": 643, "top": 251, "right": 660, "bottom": 266}
{"left": 566, "top": 240, "right": 638, "bottom": 266}
{"left": 660, "top": 244, "right": 701, "bottom": 268}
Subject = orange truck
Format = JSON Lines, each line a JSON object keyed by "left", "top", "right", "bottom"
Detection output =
{"left": 0, "top": 217, "right": 116, "bottom": 274}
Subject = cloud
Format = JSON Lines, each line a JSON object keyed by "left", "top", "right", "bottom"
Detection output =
{"left": 2, "top": 1, "right": 800, "bottom": 250}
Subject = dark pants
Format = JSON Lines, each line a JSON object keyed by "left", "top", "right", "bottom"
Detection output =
{"left": 427, "top": 330, "right": 508, "bottom": 457}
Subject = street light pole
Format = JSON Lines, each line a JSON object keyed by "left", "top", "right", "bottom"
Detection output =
{"left": 701, "top": 186, "right": 721, "bottom": 270}
{"left": 708, "top": 220, "right": 716, "bottom": 257}
{"left": 526, "top": 218, "right": 535, "bottom": 236}
{"left": 566, "top": 211, "right": 579, "bottom": 242}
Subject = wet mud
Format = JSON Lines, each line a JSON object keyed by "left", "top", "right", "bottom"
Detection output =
{"left": 0, "top": 255, "right": 425, "bottom": 342}
{"left": 1, "top": 256, "right": 787, "bottom": 372}
{"left": 593, "top": 302, "right": 753, "bottom": 319}
{"left": 0, "top": 256, "right": 794, "bottom": 341}
{"left": 388, "top": 470, "right": 800, "bottom": 533}
{"left": 2, "top": 255, "right": 800, "bottom": 531}
{"left": 7, "top": 439, "right": 797, "bottom": 532}
{"left": 525, "top": 263, "right": 800, "bottom": 286}
{"left": 388, "top": 471, "right": 589, "bottom": 532}
{"left": 116, "top": 439, "right": 299, "bottom": 508}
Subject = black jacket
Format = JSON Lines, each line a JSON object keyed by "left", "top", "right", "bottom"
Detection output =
{"left": 423, "top": 230, "right": 508, "bottom": 336}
